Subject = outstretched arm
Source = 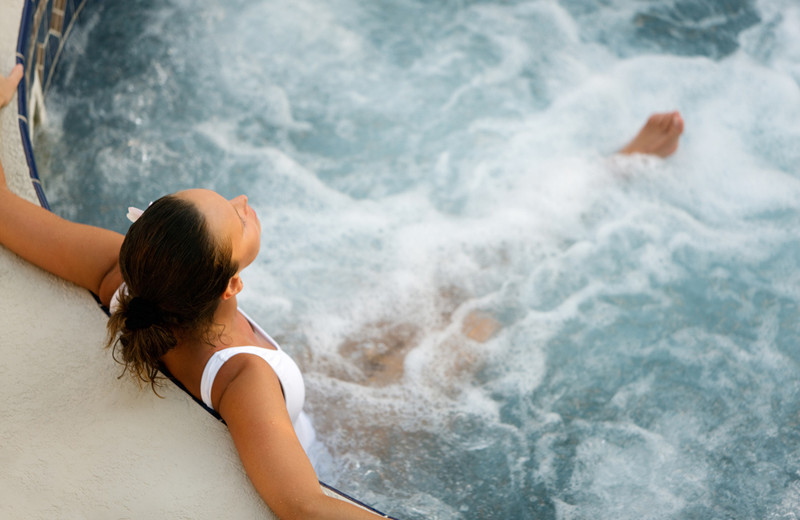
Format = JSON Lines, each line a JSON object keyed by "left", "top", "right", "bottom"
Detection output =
{"left": 217, "top": 355, "right": 385, "bottom": 520}
{"left": 0, "top": 158, "right": 125, "bottom": 306}
{"left": 0, "top": 65, "right": 123, "bottom": 306}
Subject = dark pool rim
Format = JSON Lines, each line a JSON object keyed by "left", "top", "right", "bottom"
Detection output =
{"left": 13, "top": 2, "right": 398, "bottom": 517}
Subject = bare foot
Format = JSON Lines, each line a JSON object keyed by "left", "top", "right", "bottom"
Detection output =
{"left": 619, "top": 111, "right": 684, "bottom": 158}
{"left": 0, "top": 64, "right": 23, "bottom": 109}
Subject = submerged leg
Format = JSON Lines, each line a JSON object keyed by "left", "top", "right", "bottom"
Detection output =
{"left": 462, "top": 311, "right": 501, "bottom": 343}
{"left": 619, "top": 111, "right": 684, "bottom": 158}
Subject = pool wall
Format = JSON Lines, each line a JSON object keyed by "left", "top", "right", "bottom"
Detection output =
{"left": 0, "top": 1, "right": 386, "bottom": 517}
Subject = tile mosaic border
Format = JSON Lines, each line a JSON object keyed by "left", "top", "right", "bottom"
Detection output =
{"left": 15, "top": 0, "right": 90, "bottom": 209}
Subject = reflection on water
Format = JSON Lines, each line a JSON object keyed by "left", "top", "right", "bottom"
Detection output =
{"left": 36, "top": 0, "right": 800, "bottom": 518}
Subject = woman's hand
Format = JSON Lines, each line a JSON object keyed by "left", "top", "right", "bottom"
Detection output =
{"left": 0, "top": 64, "right": 23, "bottom": 109}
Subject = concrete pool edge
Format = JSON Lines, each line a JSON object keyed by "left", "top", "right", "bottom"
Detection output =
{"left": 1, "top": 0, "right": 394, "bottom": 517}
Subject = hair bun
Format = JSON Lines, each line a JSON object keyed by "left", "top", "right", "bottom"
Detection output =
{"left": 126, "top": 297, "right": 162, "bottom": 330}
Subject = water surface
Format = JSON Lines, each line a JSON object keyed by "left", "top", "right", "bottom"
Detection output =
{"left": 36, "top": 0, "right": 800, "bottom": 518}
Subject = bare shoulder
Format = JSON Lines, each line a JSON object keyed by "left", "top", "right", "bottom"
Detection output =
{"left": 209, "top": 350, "right": 385, "bottom": 519}
{"left": 99, "top": 262, "right": 124, "bottom": 309}
{"left": 213, "top": 352, "right": 286, "bottom": 420}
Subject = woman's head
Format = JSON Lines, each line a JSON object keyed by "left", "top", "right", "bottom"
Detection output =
{"left": 178, "top": 189, "right": 262, "bottom": 271}
{"left": 106, "top": 189, "right": 261, "bottom": 389}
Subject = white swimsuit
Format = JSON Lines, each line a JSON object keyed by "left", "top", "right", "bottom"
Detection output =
{"left": 110, "top": 287, "right": 316, "bottom": 454}
{"left": 199, "top": 309, "right": 316, "bottom": 453}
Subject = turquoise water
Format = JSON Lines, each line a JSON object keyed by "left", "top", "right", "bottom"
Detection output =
{"left": 35, "top": 0, "right": 800, "bottom": 518}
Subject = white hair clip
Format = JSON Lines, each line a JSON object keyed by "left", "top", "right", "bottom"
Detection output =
{"left": 127, "top": 206, "right": 145, "bottom": 223}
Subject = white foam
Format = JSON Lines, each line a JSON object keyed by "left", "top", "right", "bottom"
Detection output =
{"left": 35, "top": 0, "right": 800, "bottom": 516}
{"left": 566, "top": 421, "right": 706, "bottom": 519}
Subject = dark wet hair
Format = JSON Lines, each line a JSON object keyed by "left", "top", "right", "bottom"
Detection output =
{"left": 106, "top": 194, "right": 239, "bottom": 392}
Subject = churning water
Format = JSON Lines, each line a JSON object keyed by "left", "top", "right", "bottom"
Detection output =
{"left": 35, "top": 0, "right": 800, "bottom": 518}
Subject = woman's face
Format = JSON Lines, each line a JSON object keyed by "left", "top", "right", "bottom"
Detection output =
{"left": 177, "top": 189, "right": 262, "bottom": 271}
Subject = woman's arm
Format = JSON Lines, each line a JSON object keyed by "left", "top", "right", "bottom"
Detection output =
{"left": 0, "top": 171, "right": 124, "bottom": 306}
{"left": 0, "top": 66, "right": 124, "bottom": 307}
{"left": 217, "top": 355, "right": 384, "bottom": 520}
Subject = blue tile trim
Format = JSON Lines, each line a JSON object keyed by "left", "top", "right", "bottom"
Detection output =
{"left": 16, "top": 0, "right": 49, "bottom": 209}
{"left": 15, "top": 0, "right": 91, "bottom": 209}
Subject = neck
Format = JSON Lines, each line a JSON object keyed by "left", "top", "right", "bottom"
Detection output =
{"left": 214, "top": 294, "right": 239, "bottom": 329}
{"left": 161, "top": 294, "right": 241, "bottom": 378}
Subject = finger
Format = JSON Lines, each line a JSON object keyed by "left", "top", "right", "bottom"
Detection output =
{"left": 10, "top": 63, "right": 24, "bottom": 82}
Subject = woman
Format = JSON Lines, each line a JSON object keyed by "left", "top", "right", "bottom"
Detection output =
{"left": 0, "top": 65, "right": 683, "bottom": 518}
{"left": 0, "top": 65, "right": 385, "bottom": 520}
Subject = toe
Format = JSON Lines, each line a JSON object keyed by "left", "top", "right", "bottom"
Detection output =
{"left": 672, "top": 112, "right": 684, "bottom": 134}
{"left": 658, "top": 112, "right": 674, "bottom": 131}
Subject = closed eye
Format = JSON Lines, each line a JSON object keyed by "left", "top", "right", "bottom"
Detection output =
{"left": 232, "top": 205, "right": 246, "bottom": 230}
